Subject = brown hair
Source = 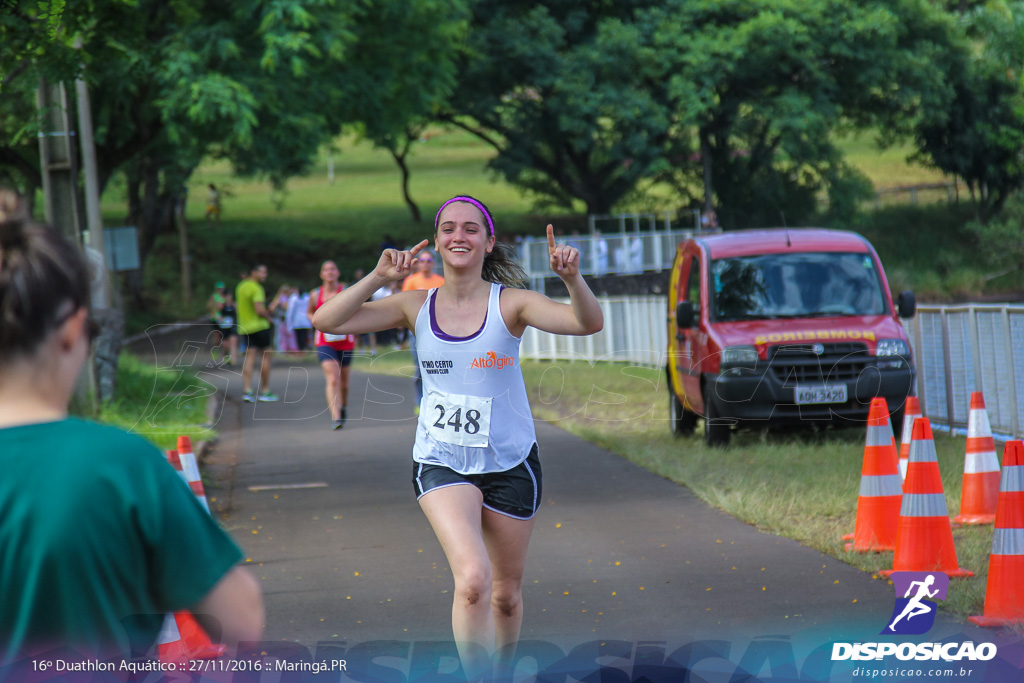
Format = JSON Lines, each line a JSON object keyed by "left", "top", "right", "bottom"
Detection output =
{"left": 435, "top": 195, "right": 528, "bottom": 289}
{"left": 0, "top": 189, "right": 92, "bottom": 361}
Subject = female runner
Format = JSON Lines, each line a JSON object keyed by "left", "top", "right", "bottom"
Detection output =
{"left": 308, "top": 260, "right": 356, "bottom": 429}
{"left": 312, "top": 195, "right": 602, "bottom": 679}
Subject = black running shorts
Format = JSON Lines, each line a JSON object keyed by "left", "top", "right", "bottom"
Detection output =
{"left": 412, "top": 444, "right": 542, "bottom": 520}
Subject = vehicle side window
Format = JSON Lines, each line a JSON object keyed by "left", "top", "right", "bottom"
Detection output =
{"left": 686, "top": 256, "right": 701, "bottom": 304}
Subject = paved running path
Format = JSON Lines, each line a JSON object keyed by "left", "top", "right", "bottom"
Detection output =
{"left": 127, "top": 325, "right": 1011, "bottom": 679}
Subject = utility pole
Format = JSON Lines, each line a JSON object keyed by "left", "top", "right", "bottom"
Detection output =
{"left": 37, "top": 78, "right": 98, "bottom": 415}
{"left": 76, "top": 60, "right": 124, "bottom": 404}
{"left": 178, "top": 195, "right": 192, "bottom": 307}
{"left": 36, "top": 80, "right": 84, "bottom": 242}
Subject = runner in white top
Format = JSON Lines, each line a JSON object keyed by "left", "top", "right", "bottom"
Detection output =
{"left": 312, "top": 195, "right": 603, "bottom": 681}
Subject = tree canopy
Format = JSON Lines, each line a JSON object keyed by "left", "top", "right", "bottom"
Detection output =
{"left": 3, "top": 0, "right": 1024, "bottom": 253}
{"left": 441, "top": 0, "right": 970, "bottom": 227}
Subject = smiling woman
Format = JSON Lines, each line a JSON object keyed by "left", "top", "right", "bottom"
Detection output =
{"left": 311, "top": 194, "right": 603, "bottom": 681}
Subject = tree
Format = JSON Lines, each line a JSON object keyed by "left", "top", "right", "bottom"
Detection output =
{"left": 648, "top": 0, "right": 965, "bottom": 228}
{"left": 914, "top": 1, "right": 1024, "bottom": 220}
{"left": 334, "top": 0, "right": 469, "bottom": 223}
{"left": 441, "top": 0, "right": 680, "bottom": 216}
{"left": 1, "top": 0, "right": 465, "bottom": 293}
{"left": 442, "top": 0, "right": 966, "bottom": 227}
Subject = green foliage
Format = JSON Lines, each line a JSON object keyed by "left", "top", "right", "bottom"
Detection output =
{"left": 98, "top": 353, "right": 212, "bottom": 451}
{"left": 446, "top": 0, "right": 679, "bottom": 214}
{"left": 965, "top": 191, "right": 1024, "bottom": 273}
{"left": 912, "top": 2, "right": 1024, "bottom": 220}
{"left": 444, "top": 0, "right": 966, "bottom": 226}
{"left": 652, "top": 0, "right": 964, "bottom": 228}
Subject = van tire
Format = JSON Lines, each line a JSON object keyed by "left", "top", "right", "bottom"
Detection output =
{"left": 669, "top": 391, "right": 698, "bottom": 437}
{"left": 703, "top": 388, "right": 731, "bottom": 447}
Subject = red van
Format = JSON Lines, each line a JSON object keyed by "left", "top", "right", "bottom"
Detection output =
{"left": 666, "top": 228, "right": 916, "bottom": 446}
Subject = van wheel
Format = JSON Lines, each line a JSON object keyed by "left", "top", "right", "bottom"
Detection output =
{"left": 703, "top": 391, "right": 731, "bottom": 447}
{"left": 669, "top": 391, "right": 698, "bottom": 437}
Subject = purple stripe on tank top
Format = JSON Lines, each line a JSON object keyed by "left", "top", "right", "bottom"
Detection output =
{"left": 429, "top": 289, "right": 487, "bottom": 341}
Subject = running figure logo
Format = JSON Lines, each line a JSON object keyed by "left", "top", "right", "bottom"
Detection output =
{"left": 882, "top": 572, "right": 949, "bottom": 635}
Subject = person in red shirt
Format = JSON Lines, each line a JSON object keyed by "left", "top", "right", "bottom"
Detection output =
{"left": 307, "top": 261, "right": 356, "bottom": 429}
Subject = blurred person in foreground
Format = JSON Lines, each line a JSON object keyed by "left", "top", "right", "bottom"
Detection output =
{"left": 0, "top": 189, "right": 263, "bottom": 667}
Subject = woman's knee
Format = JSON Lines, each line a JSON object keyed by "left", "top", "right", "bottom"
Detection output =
{"left": 453, "top": 564, "right": 493, "bottom": 606}
{"left": 491, "top": 578, "right": 524, "bottom": 617}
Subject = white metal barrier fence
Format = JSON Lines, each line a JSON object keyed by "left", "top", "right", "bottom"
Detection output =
{"left": 520, "top": 296, "right": 667, "bottom": 368}
{"left": 519, "top": 230, "right": 693, "bottom": 291}
{"left": 904, "top": 304, "right": 1024, "bottom": 440}
{"left": 521, "top": 298, "right": 1024, "bottom": 441}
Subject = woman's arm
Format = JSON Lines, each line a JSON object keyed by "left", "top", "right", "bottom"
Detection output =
{"left": 508, "top": 225, "right": 603, "bottom": 337}
{"left": 312, "top": 240, "right": 430, "bottom": 335}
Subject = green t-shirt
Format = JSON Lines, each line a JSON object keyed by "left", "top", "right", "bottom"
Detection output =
{"left": 0, "top": 419, "right": 243, "bottom": 663}
{"left": 236, "top": 279, "right": 269, "bottom": 335}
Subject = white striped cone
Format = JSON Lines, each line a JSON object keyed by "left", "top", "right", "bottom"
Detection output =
{"left": 898, "top": 396, "right": 922, "bottom": 482}
{"left": 176, "top": 436, "right": 210, "bottom": 514}
{"left": 881, "top": 417, "right": 973, "bottom": 578}
{"left": 157, "top": 612, "right": 189, "bottom": 664}
{"left": 166, "top": 450, "right": 187, "bottom": 485}
{"left": 955, "top": 392, "right": 1001, "bottom": 525}
{"left": 843, "top": 398, "right": 902, "bottom": 552}
{"left": 969, "top": 441, "right": 1024, "bottom": 627}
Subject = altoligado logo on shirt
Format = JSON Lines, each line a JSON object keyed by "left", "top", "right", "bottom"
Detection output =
{"left": 470, "top": 350, "right": 515, "bottom": 370}
{"left": 831, "top": 572, "right": 997, "bottom": 663}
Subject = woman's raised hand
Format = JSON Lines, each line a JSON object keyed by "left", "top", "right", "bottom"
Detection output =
{"left": 547, "top": 224, "right": 580, "bottom": 278}
{"left": 374, "top": 239, "right": 430, "bottom": 281}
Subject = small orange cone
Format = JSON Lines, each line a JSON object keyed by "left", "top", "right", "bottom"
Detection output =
{"left": 969, "top": 440, "right": 1024, "bottom": 627}
{"left": 166, "top": 449, "right": 187, "bottom": 485}
{"left": 162, "top": 441, "right": 226, "bottom": 660}
{"left": 954, "top": 392, "right": 1000, "bottom": 525}
{"left": 898, "top": 396, "right": 922, "bottom": 482}
{"left": 176, "top": 436, "right": 210, "bottom": 513}
{"left": 881, "top": 418, "right": 973, "bottom": 578}
{"left": 174, "top": 611, "right": 227, "bottom": 659}
{"left": 843, "top": 397, "right": 903, "bottom": 552}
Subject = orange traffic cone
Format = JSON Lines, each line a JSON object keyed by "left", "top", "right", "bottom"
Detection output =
{"left": 954, "top": 392, "right": 1000, "bottom": 525}
{"left": 174, "top": 610, "right": 227, "bottom": 659}
{"left": 843, "top": 397, "right": 903, "bottom": 552}
{"left": 166, "top": 449, "right": 187, "bottom": 485}
{"left": 176, "top": 436, "right": 210, "bottom": 513}
{"left": 898, "top": 396, "right": 922, "bottom": 482}
{"left": 157, "top": 612, "right": 189, "bottom": 665}
{"left": 969, "top": 440, "right": 1024, "bottom": 627}
{"left": 163, "top": 444, "right": 226, "bottom": 660}
{"left": 881, "top": 418, "right": 973, "bottom": 578}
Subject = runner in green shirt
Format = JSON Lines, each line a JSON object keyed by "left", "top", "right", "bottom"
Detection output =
{"left": 236, "top": 264, "right": 279, "bottom": 402}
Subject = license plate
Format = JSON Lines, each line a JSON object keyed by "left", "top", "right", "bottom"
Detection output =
{"left": 795, "top": 384, "right": 847, "bottom": 405}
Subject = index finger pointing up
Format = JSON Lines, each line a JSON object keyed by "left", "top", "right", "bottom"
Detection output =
{"left": 409, "top": 239, "right": 430, "bottom": 257}
{"left": 546, "top": 224, "right": 556, "bottom": 253}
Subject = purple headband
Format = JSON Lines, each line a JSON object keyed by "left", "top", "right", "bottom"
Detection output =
{"left": 434, "top": 196, "right": 494, "bottom": 236}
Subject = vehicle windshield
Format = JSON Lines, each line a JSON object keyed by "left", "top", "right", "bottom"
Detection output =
{"left": 710, "top": 252, "right": 887, "bottom": 322}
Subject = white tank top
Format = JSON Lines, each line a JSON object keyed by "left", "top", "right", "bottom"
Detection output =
{"left": 412, "top": 282, "right": 536, "bottom": 474}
